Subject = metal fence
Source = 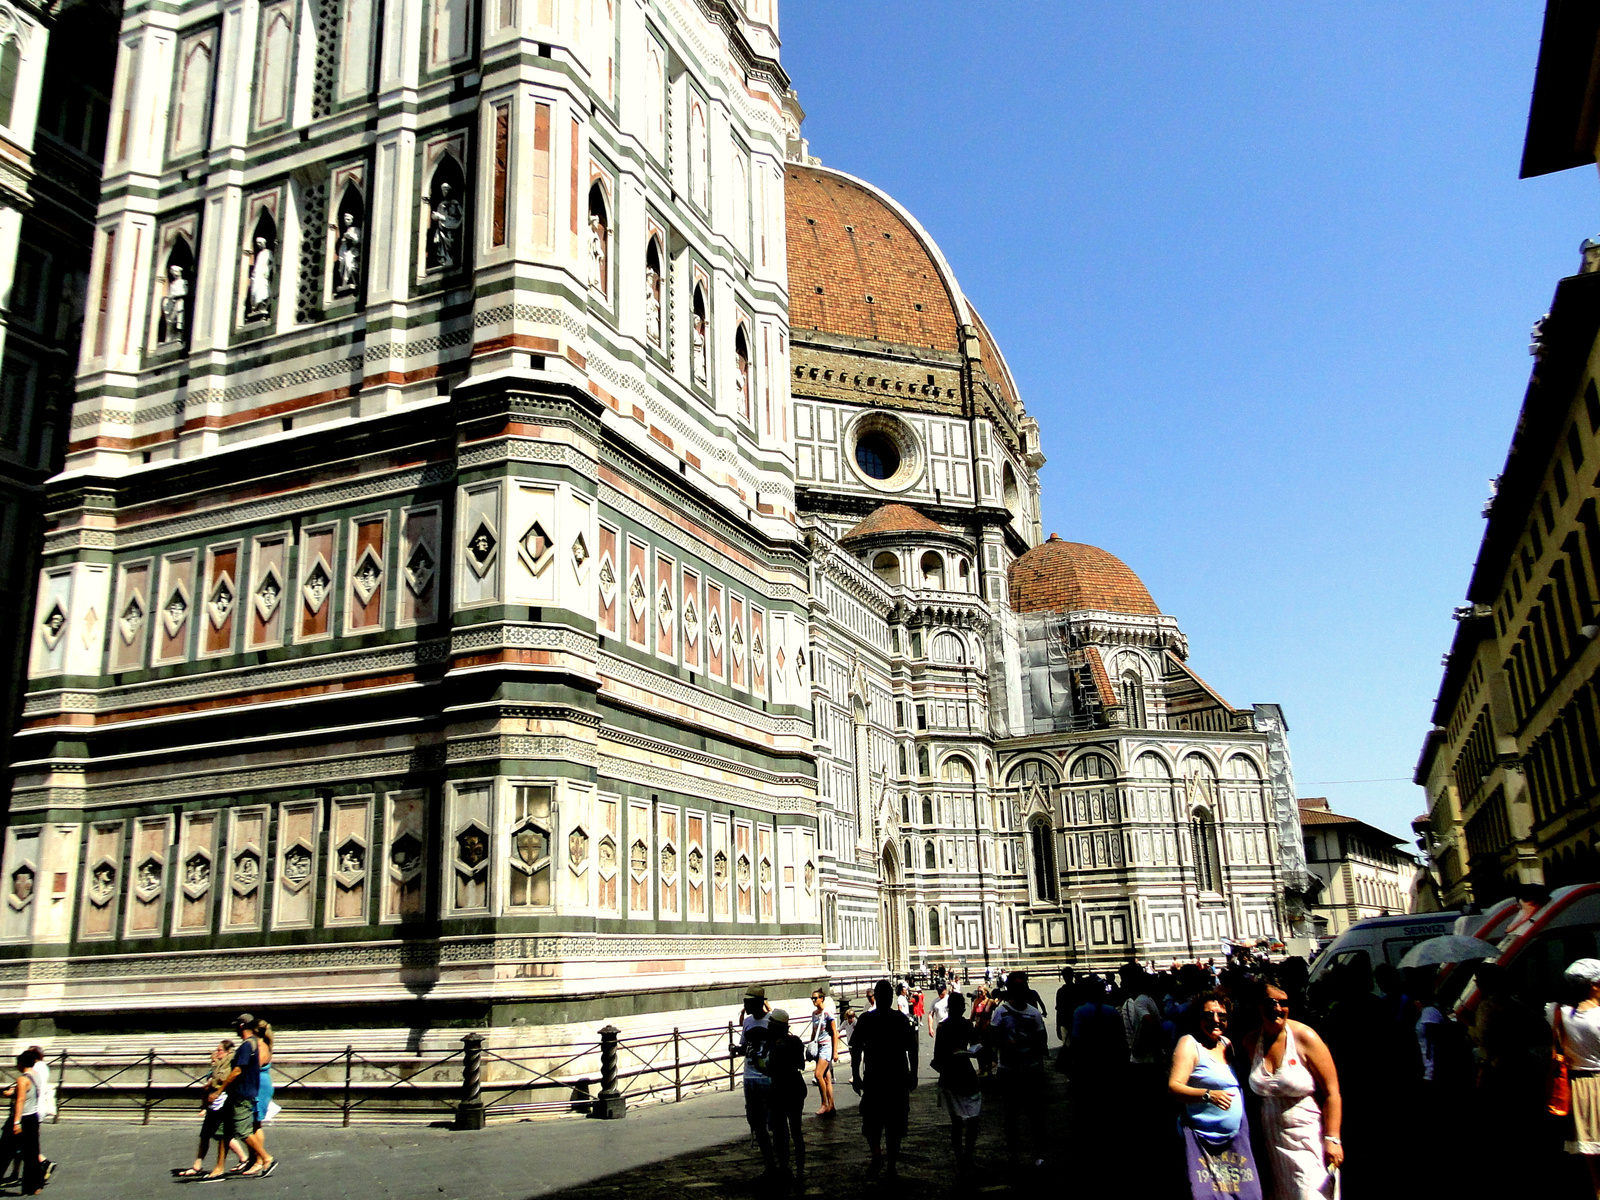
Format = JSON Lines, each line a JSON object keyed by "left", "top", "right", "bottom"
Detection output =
{"left": 44, "top": 1019, "right": 760, "bottom": 1128}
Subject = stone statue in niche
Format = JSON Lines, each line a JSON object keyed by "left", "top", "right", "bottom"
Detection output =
{"left": 428, "top": 181, "right": 463, "bottom": 271}
{"left": 691, "top": 312, "right": 707, "bottom": 385}
{"left": 587, "top": 214, "right": 606, "bottom": 291}
{"left": 159, "top": 264, "right": 189, "bottom": 344}
{"left": 334, "top": 210, "right": 362, "bottom": 296}
{"left": 646, "top": 264, "right": 662, "bottom": 346}
{"left": 244, "top": 235, "right": 274, "bottom": 322}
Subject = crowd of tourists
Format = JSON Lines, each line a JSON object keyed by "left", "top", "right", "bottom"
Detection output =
{"left": 733, "top": 950, "right": 1600, "bottom": 1198}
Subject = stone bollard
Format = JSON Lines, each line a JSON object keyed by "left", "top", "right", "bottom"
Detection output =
{"left": 590, "top": 1024, "right": 626, "bottom": 1119}
{"left": 455, "top": 1032, "right": 486, "bottom": 1130}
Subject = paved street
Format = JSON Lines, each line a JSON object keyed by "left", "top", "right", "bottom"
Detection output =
{"left": 16, "top": 1035, "right": 1111, "bottom": 1200}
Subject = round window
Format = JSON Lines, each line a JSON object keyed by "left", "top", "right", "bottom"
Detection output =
{"left": 855, "top": 431, "right": 900, "bottom": 480}
{"left": 846, "top": 412, "right": 923, "bottom": 492}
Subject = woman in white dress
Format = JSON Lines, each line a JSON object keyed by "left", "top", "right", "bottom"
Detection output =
{"left": 1244, "top": 980, "right": 1343, "bottom": 1200}
{"left": 1552, "top": 958, "right": 1600, "bottom": 1197}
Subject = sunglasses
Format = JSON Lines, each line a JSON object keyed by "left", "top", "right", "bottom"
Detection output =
{"left": 1266, "top": 997, "right": 1291, "bottom": 1010}
{"left": 1201, "top": 1012, "right": 1228, "bottom": 1023}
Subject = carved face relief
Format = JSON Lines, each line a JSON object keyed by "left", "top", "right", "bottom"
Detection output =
{"left": 570, "top": 533, "right": 589, "bottom": 575}
{"left": 162, "top": 587, "right": 190, "bottom": 637}
{"left": 40, "top": 602, "right": 67, "bottom": 649}
{"left": 207, "top": 576, "right": 234, "bottom": 628}
{"left": 688, "top": 846, "right": 704, "bottom": 879}
{"left": 683, "top": 597, "right": 700, "bottom": 644}
{"left": 118, "top": 595, "right": 146, "bottom": 645}
{"left": 736, "top": 855, "right": 751, "bottom": 888}
{"left": 352, "top": 549, "right": 383, "bottom": 605}
{"left": 10, "top": 865, "right": 34, "bottom": 905}
{"left": 466, "top": 522, "right": 498, "bottom": 576}
{"left": 405, "top": 541, "right": 436, "bottom": 595}
{"left": 302, "top": 560, "right": 332, "bottom": 614}
{"left": 713, "top": 850, "right": 728, "bottom": 885}
{"left": 253, "top": 569, "right": 282, "bottom": 622}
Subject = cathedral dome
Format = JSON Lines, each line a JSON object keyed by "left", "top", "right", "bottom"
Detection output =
{"left": 1008, "top": 535, "right": 1160, "bottom": 616}
{"left": 840, "top": 503, "right": 945, "bottom": 542}
{"left": 785, "top": 163, "right": 1023, "bottom": 419}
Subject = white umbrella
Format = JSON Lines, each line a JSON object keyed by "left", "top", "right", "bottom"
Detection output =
{"left": 1397, "top": 935, "right": 1501, "bottom": 969}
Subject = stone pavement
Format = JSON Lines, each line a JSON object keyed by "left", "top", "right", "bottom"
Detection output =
{"left": 15, "top": 1032, "right": 1172, "bottom": 1200}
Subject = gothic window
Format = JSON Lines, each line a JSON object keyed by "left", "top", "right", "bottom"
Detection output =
{"left": 732, "top": 152, "right": 750, "bottom": 259}
{"left": 1029, "top": 815, "right": 1059, "bottom": 903}
{"left": 898, "top": 745, "right": 909, "bottom": 777}
{"left": 1070, "top": 753, "right": 1115, "bottom": 781}
{"left": 930, "top": 631, "right": 967, "bottom": 664}
{"left": 587, "top": 183, "right": 609, "bottom": 297}
{"left": 957, "top": 558, "right": 971, "bottom": 592}
{"left": 921, "top": 794, "right": 934, "bottom": 825}
{"left": 919, "top": 551, "right": 945, "bottom": 591}
{"left": 0, "top": 35, "right": 19, "bottom": 128}
{"left": 927, "top": 907, "right": 941, "bottom": 946}
{"left": 734, "top": 323, "right": 752, "bottom": 423}
{"left": 1191, "top": 806, "right": 1222, "bottom": 894}
{"left": 508, "top": 785, "right": 553, "bottom": 908}
{"left": 644, "top": 236, "right": 663, "bottom": 347}
{"left": 924, "top": 840, "right": 936, "bottom": 871}
{"left": 170, "top": 31, "right": 216, "bottom": 158}
{"left": 1007, "top": 759, "right": 1059, "bottom": 787}
{"left": 645, "top": 39, "right": 665, "bottom": 161}
{"left": 254, "top": 4, "right": 293, "bottom": 128}
{"left": 430, "top": 0, "right": 472, "bottom": 69}
{"left": 872, "top": 553, "right": 900, "bottom": 587}
{"left": 918, "top": 747, "right": 930, "bottom": 777}
{"left": 689, "top": 99, "right": 708, "bottom": 210}
{"left": 1121, "top": 671, "right": 1146, "bottom": 727}
{"left": 941, "top": 756, "right": 974, "bottom": 784}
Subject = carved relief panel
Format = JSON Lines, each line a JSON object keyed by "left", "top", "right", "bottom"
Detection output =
{"left": 297, "top": 523, "right": 337, "bottom": 642}
{"left": 686, "top": 811, "right": 706, "bottom": 921}
{"left": 124, "top": 815, "right": 173, "bottom": 938}
{"left": 79, "top": 821, "right": 125, "bottom": 940}
{"left": 154, "top": 551, "right": 196, "bottom": 666}
{"left": 595, "top": 793, "right": 619, "bottom": 915}
{"left": 327, "top": 796, "right": 373, "bottom": 925}
{"left": 273, "top": 800, "right": 321, "bottom": 929}
{"left": 110, "top": 559, "right": 152, "bottom": 672}
{"left": 346, "top": 515, "right": 388, "bottom": 633}
{"left": 712, "top": 814, "right": 731, "bottom": 920}
{"left": 398, "top": 505, "right": 440, "bottom": 627}
{"left": 224, "top": 806, "right": 269, "bottom": 932}
{"left": 247, "top": 535, "right": 288, "bottom": 650}
{"left": 0, "top": 826, "right": 38, "bottom": 942}
{"left": 458, "top": 483, "right": 502, "bottom": 607}
{"left": 382, "top": 790, "right": 427, "bottom": 923}
{"left": 173, "top": 810, "right": 219, "bottom": 935}
{"left": 200, "top": 543, "right": 240, "bottom": 657}
{"left": 448, "top": 782, "right": 491, "bottom": 915}
{"left": 596, "top": 521, "right": 617, "bottom": 637}
{"left": 627, "top": 799, "right": 651, "bottom": 918}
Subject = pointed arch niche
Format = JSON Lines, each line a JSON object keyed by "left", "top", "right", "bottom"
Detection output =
{"left": 326, "top": 164, "right": 367, "bottom": 303}
{"left": 419, "top": 133, "right": 467, "bottom": 277}
{"left": 152, "top": 218, "right": 199, "bottom": 350}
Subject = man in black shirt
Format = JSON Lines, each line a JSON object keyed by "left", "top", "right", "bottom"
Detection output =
{"left": 849, "top": 979, "right": 917, "bottom": 1177}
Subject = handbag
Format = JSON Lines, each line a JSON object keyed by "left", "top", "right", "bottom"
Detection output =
{"left": 1550, "top": 1005, "right": 1572, "bottom": 1118}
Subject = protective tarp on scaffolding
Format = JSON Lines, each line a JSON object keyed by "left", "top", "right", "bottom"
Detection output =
{"left": 1252, "top": 702, "right": 1309, "bottom": 894}
{"left": 987, "top": 607, "right": 1102, "bottom": 738}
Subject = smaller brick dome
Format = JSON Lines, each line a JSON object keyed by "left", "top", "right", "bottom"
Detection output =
{"left": 1009, "top": 535, "right": 1160, "bottom": 616}
{"left": 840, "top": 503, "right": 944, "bottom": 542}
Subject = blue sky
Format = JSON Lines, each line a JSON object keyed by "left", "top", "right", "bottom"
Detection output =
{"left": 780, "top": 1, "right": 1598, "bottom": 842}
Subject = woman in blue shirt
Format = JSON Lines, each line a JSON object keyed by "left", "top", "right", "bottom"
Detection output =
{"left": 1167, "top": 993, "right": 1262, "bottom": 1200}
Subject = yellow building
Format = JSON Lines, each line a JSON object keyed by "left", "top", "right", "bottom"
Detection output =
{"left": 1415, "top": 4, "right": 1600, "bottom": 906}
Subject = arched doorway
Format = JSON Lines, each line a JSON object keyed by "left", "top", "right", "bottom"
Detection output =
{"left": 880, "top": 843, "right": 904, "bottom": 974}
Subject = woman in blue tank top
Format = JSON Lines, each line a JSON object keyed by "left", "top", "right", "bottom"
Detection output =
{"left": 1167, "top": 993, "right": 1262, "bottom": 1199}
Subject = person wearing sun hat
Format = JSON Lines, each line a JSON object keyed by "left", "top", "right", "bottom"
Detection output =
{"left": 1553, "top": 958, "right": 1600, "bottom": 1192}
{"left": 736, "top": 985, "right": 776, "bottom": 1182}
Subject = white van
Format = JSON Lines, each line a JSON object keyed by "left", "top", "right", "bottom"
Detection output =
{"left": 1306, "top": 912, "right": 1461, "bottom": 984}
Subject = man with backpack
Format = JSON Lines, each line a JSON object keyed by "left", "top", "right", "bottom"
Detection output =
{"left": 987, "top": 970, "right": 1050, "bottom": 1176}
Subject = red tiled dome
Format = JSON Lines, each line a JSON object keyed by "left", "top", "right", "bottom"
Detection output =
{"left": 786, "top": 164, "right": 962, "bottom": 353}
{"left": 840, "top": 503, "right": 944, "bottom": 542}
{"left": 1008, "top": 535, "right": 1160, "bottom": 616}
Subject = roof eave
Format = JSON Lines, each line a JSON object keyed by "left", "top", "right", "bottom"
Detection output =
{"left": 1520, "top": 0, "right": 1600, "bottom": 179}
